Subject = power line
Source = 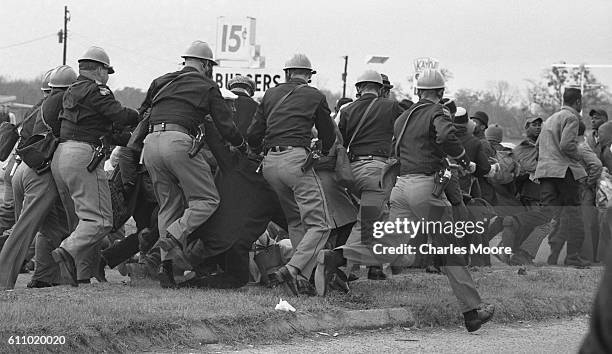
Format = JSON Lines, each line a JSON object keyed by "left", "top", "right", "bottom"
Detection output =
{"left": 0, "top": 34, "right": 57, "bottom": 50}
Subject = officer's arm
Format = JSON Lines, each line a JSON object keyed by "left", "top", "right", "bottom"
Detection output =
{"left": 313, "top": 97, "right": 335, "bottom": 154}
{"left": 208, "top": 86, "right": 245, "bottom": 147}
{"left": 391, "top": 101, "right": 404, "bottom": 123}
{"left": 432, "top": 110, "right": 471, "bottom": 166}
{"left": 90, "top": 86, "right": 139, "bottom": 126}
{"left": 247, "top": 97, "right": 266, "bottom": 153}
{"left": 138, "top": 80, "right": 156, "bottom": 116}
{"left": 203, "top": 117, "right": 234, "bottom": 172}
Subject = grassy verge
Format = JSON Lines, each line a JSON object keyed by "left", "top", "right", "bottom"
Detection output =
{"left": 0, "top": 266, "right": 602, "bottom": 353}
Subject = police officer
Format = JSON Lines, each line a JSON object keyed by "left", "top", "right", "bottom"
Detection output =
{"left": 227, "top": 75, "right": 258, "bottom": 136}
{"left": 315, "top": 70, "right": 404, "bottom": 292}
{"left": 389, "top": 69, "right": 493, "bottom": 332}
{"left": 51, "top": 47, "right": 139, "bottom": 287}
{"left": 141, "top": 40, "right": 245, "bottom": 288}
{"left": 247, "top": 53, "right": 335, "bottom": 296}
{"left": 0, "top": 66, "right": 76, "bottom": 289}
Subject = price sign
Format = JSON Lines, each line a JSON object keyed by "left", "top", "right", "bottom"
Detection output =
{"left": 216, "top": 17, "right": 255, "bottom": 62}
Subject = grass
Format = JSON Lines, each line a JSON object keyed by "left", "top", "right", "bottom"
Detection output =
{"left": 0, "top": 265, "right": 603, "bottom": 353}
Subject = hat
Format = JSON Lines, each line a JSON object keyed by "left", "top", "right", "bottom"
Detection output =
{"left": 589, "top": 108, "right": 608, "bottom": 119}
{"left": 380, "top": 73, "right": 393, "bottom": 89}
{"left": 471, "top": 111, "right": 489, "bottom": 128}
{"left": 524, "top": 116, "right": 542, "bottom": 129}
{"left": 454, "top": 107, "right": 469, "bottom": 124}
{"left": 598, "top": 121, "right": 612, "bottom": 147}
{"left": 485, "top": 124, "right": 503, "bottom": 143}
{"left": 441, "top": 97, "right": 457, "bottom": 116}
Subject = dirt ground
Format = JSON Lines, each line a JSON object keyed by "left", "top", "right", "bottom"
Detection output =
{"left": 218, "top": 316, "right": 589, "bottom": 354}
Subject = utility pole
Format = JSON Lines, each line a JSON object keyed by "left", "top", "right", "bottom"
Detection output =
{"left": 341, "top": 56, "right": 348, "bottom": 98}
{"left": 57, "top": 6, "right": 70, "bottom": 65}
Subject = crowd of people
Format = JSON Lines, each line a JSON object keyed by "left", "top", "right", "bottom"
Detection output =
{"left": 0, "top": 40, "right": 610, "bottom": 334}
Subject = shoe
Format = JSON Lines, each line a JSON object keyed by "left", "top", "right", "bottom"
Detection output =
{"left": 464, "top": 303, "right": 495, "bottom": 332}
{"left": 95, "top": 256, "right": 108, "bottom": 283}
{"left": 297, "top": 277, "right": 317, "bottom": 296}
{"left": 270, "top": 266, "right": 298, "bottom": 296}
{"left": 158, "top": 260, "right": 177, "bottom": 289}
{"left": 77, "top": 279, "right": 91, "bottom": 284}
{"left": 19, "top": 261, "right": 30, "bottom": 274}
{"left": 367, "top": 265, "right": 387, "bottom": 280}
{"left": 391, "top": 265, "right": 405, "bottom": 275}
{"left": 27, "top": 280, "right": 56, "bottom": 288}
{"left": 314, "top": 250, "right": 345, "bottom": 296}
{"left": 138, "top": 228, "right": 157, "bottom": 254}
{"left": 51, "top": 247, "right": 78, "bottom": 287}
{"left": 509, "top": 250, "right": 534, "bottom": 266}
{"left": 564, "top": 255, "right": 591, "bottom": 269}
{"left": 547, "top": 243, "right": 562, "bottom": 265}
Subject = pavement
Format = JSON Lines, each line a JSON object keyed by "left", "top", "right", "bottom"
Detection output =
{"left": 218, "top": 317, "right": 590, "bottom": 354}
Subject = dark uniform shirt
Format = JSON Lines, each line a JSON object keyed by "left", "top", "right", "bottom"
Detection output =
{"left": 32, "top": 88, "right": 65, "bottom": 137}
{"left": 394, "top": 99, "right": 467, "bottom": 176}
{"left": 141, "top": 66, "right": 243, "bottom": 146}
{"left": 247, "top": 78, "right": 335, "bottom": 154}
{"left": 60, "top": 75, "right": 138, "bottom": 145}
{"left": 338, "top": 93, "right": 403, "bottom": 157}
{"left": 229, "top": 91, "right": 258, "bottom": 137}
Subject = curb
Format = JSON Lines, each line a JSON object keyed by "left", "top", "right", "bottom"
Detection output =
{"left": 193, "top": 307, "right": 414, "bottom": 344}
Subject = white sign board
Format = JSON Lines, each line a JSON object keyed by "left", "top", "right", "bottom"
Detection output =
{"left": 216, "top": 17, "right": 256, "bottom": 62}
{"left": 214, "top": 68, "right": 282, "bottom": 95}
{"left": 413, "top": 57, "right": 440, "bottom": 75}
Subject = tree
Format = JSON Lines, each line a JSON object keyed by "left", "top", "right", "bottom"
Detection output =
{"left": 114, "top": 87, "right": 146, "bottom": 110}
{"left": 527, "top": 62, "right": 612, "bottom": 117}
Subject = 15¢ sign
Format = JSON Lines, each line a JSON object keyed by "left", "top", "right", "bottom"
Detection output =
{"left": 216, "top": 17, "right": 256, "bottom": 62}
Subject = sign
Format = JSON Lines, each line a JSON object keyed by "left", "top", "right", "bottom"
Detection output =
{"left": 214, "top": 68, "right": 282, "bottom": 95}
{"left": 216, "top": 17, "right": 256, "bottom": 63}
{"left": 413, "top": 57, "right": 440, "bottom": 74}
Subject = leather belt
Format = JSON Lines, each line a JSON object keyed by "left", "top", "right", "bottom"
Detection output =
{"left": 268, "top": 146, "right": 297, "bottom": 153}
{"left": 350, "top": 155, "right": 388, "bottom": 163}
{"left": 150, "top": 123, "right": 191, "bottom": 136}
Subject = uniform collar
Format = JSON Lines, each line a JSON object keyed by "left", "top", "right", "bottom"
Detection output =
{"left": 288, "top": 78, "right": 308, "bottom": 85}
{"left": 356, "top": 93, "right": 377, "bottom": 101}
{"left": 181, "top": 66, "right": 199, "bottom": 74}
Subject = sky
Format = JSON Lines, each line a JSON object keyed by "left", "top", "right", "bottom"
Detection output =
{"left": 2, "top": 0, "right": 612, "bottom": 101}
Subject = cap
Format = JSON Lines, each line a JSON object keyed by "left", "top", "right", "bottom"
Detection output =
{"left": 454, "top": 107, "right": 469, "bottom": 124}
{"left": 441, "top": 97, "right": 457, "bottom": 116}
{"left": 589, "top": 108, "right": 608, "bottom": 119}
{"left": 485, "top": 124, "right": 503, "bottom": 143}
{"left": 524, "top": 116, "right": 543, "bottom": 128}
{"left": 380, "top": 73, "right": 393, "bottom": 89}
{"left": 470, "top": 111, "right": 489, "bottom": 128}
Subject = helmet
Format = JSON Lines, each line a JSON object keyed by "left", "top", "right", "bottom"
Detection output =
{"left": 49, "top": 65, "right": 77, "bottom": 88}
{"left": 355, "top": 70, "right": 383, "bottom": 86}
{"left": 78, "top": 46, "right": 114, "bottom": 74}
{"left": 227, "top": 75, "right": 256, "bottom": 96}
{"left": 283, "top": 54, "right": 316, "bottom": 74}
{"left": 415, "top": 68, "right": 445, "bottom": 89}
{"left": 381, "top": 73, "right": 393, "bottom": 89}
{"left": 41, "top": 68, "right": 54, "bottom": 92}
{"left": 181, "top": 41, "right": 218, "bottom": 65}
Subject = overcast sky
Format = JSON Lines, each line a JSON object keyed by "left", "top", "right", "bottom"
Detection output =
{"left": 2, "top": 0, "right": 612, "bottom": 100}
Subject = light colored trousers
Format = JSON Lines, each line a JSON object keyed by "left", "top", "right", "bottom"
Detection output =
{"left": 263, "top": 147, "right": 331, "bottom": 279}
{"left": 0, "top": 162, "right": 68, "bottom": 289}
{"left": 52, "top": 141, "right": 112, "bottom": 279}
{"left": 389, "top": 175, "right": 482, "bottom": 313}
{"left": 339, "top": 160, "right": 410, "bottom": 266}
{"left": 143, "top": 131, "right": 220, "bottom": 264}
